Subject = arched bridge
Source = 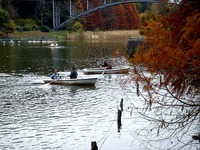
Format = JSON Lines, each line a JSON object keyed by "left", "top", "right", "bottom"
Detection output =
{"left": 53, "top": 0, "right": 160, "bottom": 30}
{"left": 13, "top": 0, "right": 161, "bottom": 30}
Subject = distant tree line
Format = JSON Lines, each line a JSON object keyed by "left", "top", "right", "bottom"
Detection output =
{"left": 0, "top": 0, "right": 154, "bottom": 34}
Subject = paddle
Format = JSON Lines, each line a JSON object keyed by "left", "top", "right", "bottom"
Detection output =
{"left": 43, "top": 75, "right": 67, "bottom": 86}
{"left": 102, "top": 67, "right": 106, "bottom": 75}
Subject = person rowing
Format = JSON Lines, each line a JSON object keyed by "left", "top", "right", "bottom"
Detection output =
{"left": 50, "top": 68, "right": 59, "bottom": 79}
{"left": 69, "top": 67, "right": 78, "bottom": 79}
{"left": 101, "top": 61, "right": 112, "bottom": 69}
{"left": 50, "top": 42, "right": 58, "bottom": 47}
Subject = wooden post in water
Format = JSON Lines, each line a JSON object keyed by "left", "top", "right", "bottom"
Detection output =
{"left": 117, "top": 98, "right": 123, "bottom": 132}
{"left": 91, "top": 141, "right": 98, "bottom": 150}
{"left": 120, "top": 98, "right": 123, "bottom": 111}
{"left": 136, "top": 81, "right": 140, "bottom": 96}
{"left": 117, "top": 109, "right": 122, "bottom": 132}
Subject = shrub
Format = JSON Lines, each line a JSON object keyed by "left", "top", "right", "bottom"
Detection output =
{"left": 66, "top": 21, "right": 84, "bottom": 32}
{"left": 15, "top": 25, "right": 23, "bottom": 32}
{"left": 40, "top": 25, "right": 50, "bottom": 32}
{"left": 22, "top": 24, "right": 32, "bottom": 31}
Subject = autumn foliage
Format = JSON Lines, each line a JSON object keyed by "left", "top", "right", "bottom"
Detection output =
{"left": 134, "top": 0, "right": 200, "bottom": 96}
{"left": 81, "top": 0, "right": 139, "bottom": 30}
{"left": 131, "top": 0, "right": 200, "bottom": 146}
{"left": 82, "top": 0, "right": 104, "bottom": 30}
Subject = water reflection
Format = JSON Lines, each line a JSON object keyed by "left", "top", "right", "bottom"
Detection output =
{"left": 0, "top": 41, "right": 149, "bottom": 150}
{"left": 0, "top": 68, "right": 137, "bottom": 150}
{"left": 0, "top": 40, "right": 128, "bottom": 75}
{"left": 1, "top": 41, "right": 196, "bottom": 150}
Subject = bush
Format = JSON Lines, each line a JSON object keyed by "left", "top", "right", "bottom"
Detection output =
{"left": 15, "top": 26, "right": 23, "bottom": 32}
{"left": 32, "top": 24, "right": 40, "bottom": 31}
{"left": 15, "top": 19, "right": 39, "bottom": 31}
{"left": 40, "top": 25, "right": 50, "bottom": 32}
{"left": 22, "top": 24, "right": 32, "bottom": 31}
{"left": 66, "top": 21, "right": 84, "bottom": 32}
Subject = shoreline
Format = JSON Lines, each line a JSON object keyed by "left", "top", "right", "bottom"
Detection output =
{"left": 0, "top": 30, "right": 143, "bottom": 41}
{"left": 66, "top": 30, "right": 143, "bottom": 40}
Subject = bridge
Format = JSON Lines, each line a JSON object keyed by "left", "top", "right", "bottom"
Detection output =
{"left": 13, "top": 0, "right": 161, "bottom": 30}
{"left": 53, "top": 0, "right": 160, "bottom": 30}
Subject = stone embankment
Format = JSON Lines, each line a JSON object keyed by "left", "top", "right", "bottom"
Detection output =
{"left": 126, "top": 37, "right": 144, "bottom": 57}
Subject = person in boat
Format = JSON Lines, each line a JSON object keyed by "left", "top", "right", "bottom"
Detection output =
{"left": 50, "top": 68, "right": 59, "bottom": 79}
{"left": 50, "top": 42, "right": 58, "bottom": 47}
{"left": 69, "top": 67, "right": 78, "bottom": 79}
{"left": 102, "top": 61, "right": 112, "bottom": 69}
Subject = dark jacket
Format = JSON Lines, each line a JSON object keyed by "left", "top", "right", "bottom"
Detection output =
{"left": 70, "top": 70, "right": 78, "bottom": 79}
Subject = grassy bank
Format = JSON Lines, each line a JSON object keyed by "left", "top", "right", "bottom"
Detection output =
{"left": 4, "top": 30, "right": 142, "bottom": 41}
{"left": 66, "top": 30, "right": 143, "bottom": 40}
{"left": 0, "top": 31, "right": 66, "bottom": 40}
{"left": 6, "top": 31, "right": 51, "bottom": 39}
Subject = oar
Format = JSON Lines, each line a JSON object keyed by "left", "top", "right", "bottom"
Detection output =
{"left": 43, "top": 79, "right": 57, "bottom": 86}
{"left": 43, "top": 76, "right": 67, "bottom": 86}
{"left": 8, "top": 73, "right": 23, "bottom": 77}
{"left": 97, "top": 67, "right": 106, "bottom": 80}
{"left": 102, "top": 67, "right": 106, "bottom": 75}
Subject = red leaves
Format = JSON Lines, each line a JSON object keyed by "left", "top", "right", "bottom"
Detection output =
{"left": 81, "top": 0, "right": 140, "bottom": 30}
{"left": 133, "top": 0, "right": 200, "bottom": 95}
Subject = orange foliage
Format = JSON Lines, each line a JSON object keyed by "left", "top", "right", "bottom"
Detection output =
{"left": 82, "top": 0, "right": 104, "bottom": 30}
{"left": 133, "top": 0, "right": 200, "bottom": 95}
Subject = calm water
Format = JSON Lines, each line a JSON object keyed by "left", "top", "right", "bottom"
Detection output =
{"left": 0, "top": 40, "right": 128, "bottom": 74}
{"left": 0, "top": 41, "right": 198, "bottom": 150}
{"left": 0, "top": 40, "right": 139, "bottom": 150}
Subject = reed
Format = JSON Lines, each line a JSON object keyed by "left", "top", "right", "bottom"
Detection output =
{"left": 66, "top": 30, "right": 143, "bottom": 40}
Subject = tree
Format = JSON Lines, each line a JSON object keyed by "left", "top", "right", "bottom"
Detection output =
{"left": 35, "top": 0, "right": 51, "bottom": 26}
{"left": 75, "top": 0, "right": 86, "bottom": 29}
{"left": 131, "top": 0, "right": 200, "bottom": 149}
{"left": 101, "top": 3, "right": 139, "bottom": 30}
{"left": 123, "top": 3, "right": 139, "bottom": 30}
{"left": 2, "top": 19, "right": 16, "bottom": 36}
{"left": 0, "top": 0, "right": 12, "bottom": 10}
{"left": 104, "top": 6, "right": 118, "bottom": 30}
{"left": 35, "top": 0, "right": 45, "bottom": 26}
{"left": 82, "top": 0, "right": 104, "bottom": 31}
{"left": 136, "top": 2, "right": 153, "bottom": 13}
{"left": 67, "top": 21, "right": 83, "bottom": 32}
{"left": 0, "top": 0, "right": 15, "bottom": 35}
{"left": 0, "top": 7, "right": 10, "bottom": 29}
{"left": 114, "top": 5, "right": 127, "bottom": 30}
{"left": 90, "top": 0, "right": 104, "bottom": 30}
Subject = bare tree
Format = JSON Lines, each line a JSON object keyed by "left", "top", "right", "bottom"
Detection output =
{"left": 35, "top": 0, "right": 47, "bottom": 26}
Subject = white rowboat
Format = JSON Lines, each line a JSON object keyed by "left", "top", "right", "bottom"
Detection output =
{"left": 83, "top": 66, "right": 130, "bottom": 74}
{"left": 50, "top": 43, "right": 58, "bottom": 47}
{"left": 43, "top": 77, "right": 97, "bottom": 85}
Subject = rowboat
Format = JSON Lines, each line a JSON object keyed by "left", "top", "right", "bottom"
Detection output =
{"left": 43, "top": 77, "right": 98, "bottom": 85}
{"left": 9, "top": 40, "right": 15, "bottom": 44}
{"left": 50, "top": 43, "right": 58, "bottom": 47}
{"left": 83, "top": 66, "right": 130, "bottom": 74}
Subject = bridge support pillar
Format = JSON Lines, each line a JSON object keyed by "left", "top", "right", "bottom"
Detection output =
{"left": 87, "top": 0, "right": 93, "bottom": 10}
{"left": 53, "top": 0, "right": 61, "bottom": 28}
{"left": 103, "top": 0, "right": 111, "bottom": 4}
{"left": 69, "top": 0, "right": 77, "bottom": 17}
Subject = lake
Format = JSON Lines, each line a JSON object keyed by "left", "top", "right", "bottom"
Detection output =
{"left": 0, "top": 40, "right": 198, "bottom": 150}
